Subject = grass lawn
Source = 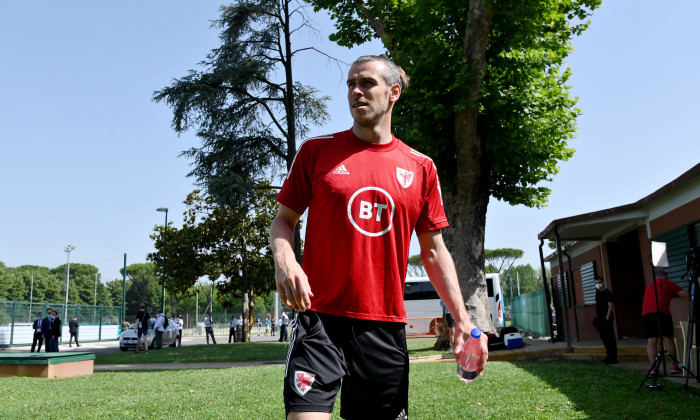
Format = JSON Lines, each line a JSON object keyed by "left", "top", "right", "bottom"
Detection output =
{"left": 3, "top": 350, "right": 699, "bottom": 419}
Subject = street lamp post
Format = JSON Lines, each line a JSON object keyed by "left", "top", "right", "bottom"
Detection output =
{"left": 156, "top": 207, "right": 168, "bottom": 313}
{"left": 64, "top": 245, "right": 76, "bottom": 325}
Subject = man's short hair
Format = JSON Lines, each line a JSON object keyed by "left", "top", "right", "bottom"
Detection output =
{"left": 594, "top": 275, "right": 604, "bottom": 282}
{"left": 352, "top": 54, "right": 410, "bottom": 91}
{"left": 139, "top": 304, "right": 146, "bottom": 309}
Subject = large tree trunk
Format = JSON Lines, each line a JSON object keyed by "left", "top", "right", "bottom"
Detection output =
{"left": 440, "top": 0, "right": 495, "bottom": 334}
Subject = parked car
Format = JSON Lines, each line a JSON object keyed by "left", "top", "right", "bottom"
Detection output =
{"left": 119, "top": 317, "right": 179, "bottom": 351}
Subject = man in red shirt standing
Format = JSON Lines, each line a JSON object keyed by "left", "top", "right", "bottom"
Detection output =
{"left": 270, "top": 55, "right": 488, "bottom": 420}
{"left": 642, "top": 271, "right": 689, "bottom": 375}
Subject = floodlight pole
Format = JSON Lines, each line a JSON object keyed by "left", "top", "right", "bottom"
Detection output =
{"left": 64, "top": 245, "right": 76, "bottom": 325}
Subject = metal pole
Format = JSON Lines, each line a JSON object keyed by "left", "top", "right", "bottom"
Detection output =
{"left": 122, "top": 253, "right": 127, "bottom": 331}
{"left": 162, "top": 210, "right": 167, "bottom": 313}
{"left": 64, "top": 245, "right": 76, "bottom": 326}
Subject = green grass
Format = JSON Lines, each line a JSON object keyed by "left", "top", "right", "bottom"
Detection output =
{"left": 2, "top": 359, "right": 698, "bottom": 419}
{"left": 95, "top": 338, "right": 447, "bottom": 365}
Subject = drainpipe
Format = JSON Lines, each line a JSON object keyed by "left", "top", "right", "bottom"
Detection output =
{"left": 554, "top": 226, "right": 572, "bottom": 347}
{"left": 562, "top": 250, "right": 580, "bottom": 340}
{"left": 539, "top": 239, "right": 556, "bottom": 343}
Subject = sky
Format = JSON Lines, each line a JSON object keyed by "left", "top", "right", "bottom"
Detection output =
{"left": 1, "top": 1, "right": 698, "bottom": 283}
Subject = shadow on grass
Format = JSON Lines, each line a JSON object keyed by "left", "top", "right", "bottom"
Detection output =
{"left": 95, "top": 341, "right": 290, "bottom": 365}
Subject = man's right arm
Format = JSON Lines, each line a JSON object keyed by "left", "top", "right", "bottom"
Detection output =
{"left": 269, "top": 204, "right": 313, "bottom": 312}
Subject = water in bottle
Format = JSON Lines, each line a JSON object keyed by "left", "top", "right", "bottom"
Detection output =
{"left": 457, "top": 328, "right": 482, "bottom": 383}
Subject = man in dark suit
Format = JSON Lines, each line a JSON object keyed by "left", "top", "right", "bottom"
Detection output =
{"left": 49, "top": 310, "right": 62, "bottom": 352}
{"left": 41, "top": 308, "right": 54, "bottom": 352}
{"left": 30, "top": 311, "right": 44, "bottom": 352}
{"left": 68, "top": 316, "right": 80, "bottom": 347}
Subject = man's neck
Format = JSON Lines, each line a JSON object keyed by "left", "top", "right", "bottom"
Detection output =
{"left": 352, "top": 121, "right": 393, "bottom": 144}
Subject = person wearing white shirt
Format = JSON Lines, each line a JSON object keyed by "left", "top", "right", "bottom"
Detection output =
{"left": 229, "top": 314, "right": 238, "bottom": 343}
{"left": 154, "top": 309, "right": 167, "bottom": 350}
{"left": 204, "top": 312, "right": 217, "bottom": 344}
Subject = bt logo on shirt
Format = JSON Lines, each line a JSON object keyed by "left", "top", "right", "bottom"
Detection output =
{"left": 347, "top": 186, "right": 395, "bottom": 237}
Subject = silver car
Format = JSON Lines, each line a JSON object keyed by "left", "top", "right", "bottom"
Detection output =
{"left": 119, "top": 317, "right": 179, "bottom": 351}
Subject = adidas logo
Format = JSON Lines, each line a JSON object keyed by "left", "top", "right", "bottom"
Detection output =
{"left": 332, "top": 164, "right": 350, "bottom": 175}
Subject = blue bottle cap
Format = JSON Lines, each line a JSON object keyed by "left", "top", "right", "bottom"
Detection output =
{"left": 470, "top": 328, "right": 481, "bottom": 339}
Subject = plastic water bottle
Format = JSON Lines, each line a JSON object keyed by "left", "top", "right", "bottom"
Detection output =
{"left": 457, "top": 328, "right": 482, "bottom": 383}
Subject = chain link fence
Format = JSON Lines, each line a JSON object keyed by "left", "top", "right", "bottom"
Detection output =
{"left": 0, "top": 300, "right": 122, "bottom": 348}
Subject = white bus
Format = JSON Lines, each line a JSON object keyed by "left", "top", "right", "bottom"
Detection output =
{"left": 404, "top": 274, "right": 504, "bottom": 329}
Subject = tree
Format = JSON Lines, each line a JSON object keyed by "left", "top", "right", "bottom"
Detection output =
{"left": 502, "top": 263, "right": 541, "bottom": 303}
{"left": 120, "top": 263, "right": 159, "bottom": 308}
{"left": 406, "top": 255, "right": 427, "bottom": 277}
{"left": 484, "top": 248, "right": 523, "bottom": 274}
{"left": 309, "top": 0, "right": 600, "bottom": 331}
{"left": 149, "top": 189, "right": 278, "bottom": 341}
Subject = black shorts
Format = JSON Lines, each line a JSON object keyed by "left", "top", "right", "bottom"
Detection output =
{"left": 137, "top": 326, "right": 147, "bottom": 338}
{"left": 284, "top": 311, "right": 409, "bottom": 419}
{"left": 643, "top": 313, "right": 674, "bottom": 338}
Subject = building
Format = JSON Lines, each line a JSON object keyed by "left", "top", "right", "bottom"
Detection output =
{"left": 537, "top": 163, "right": 700, "bottom": 344}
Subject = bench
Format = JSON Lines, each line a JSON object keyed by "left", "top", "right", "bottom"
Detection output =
{"left": 0, "top": 352, "right": 95, "bottom": 378}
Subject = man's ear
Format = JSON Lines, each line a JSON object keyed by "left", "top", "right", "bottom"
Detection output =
{"left": 389, "top": 83, "right": 401, "bottom": 103}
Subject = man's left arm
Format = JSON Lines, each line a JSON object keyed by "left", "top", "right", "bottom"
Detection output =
{"left": 418, "top": 230, "right": 488, "bottom": 375}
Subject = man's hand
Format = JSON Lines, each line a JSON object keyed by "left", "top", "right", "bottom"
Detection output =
{"left": 453, "top": 324, "right": 489, "bottom": 377}
{"left": 270, "top": 204, "right": 313, "bottom": 312}
{"left": 275, "top": 259, "right": 314, "bottom": 312}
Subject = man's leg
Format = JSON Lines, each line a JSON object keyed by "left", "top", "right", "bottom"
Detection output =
{"left": 647, "top": 337, "right": 659, "bottom": 364}
{"left": 31, "top": 334, "right": 38, "bottom": 352}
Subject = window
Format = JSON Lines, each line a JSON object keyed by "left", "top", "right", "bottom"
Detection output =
{"left": 581, "top": 262, "right": 596, "bottom": 305}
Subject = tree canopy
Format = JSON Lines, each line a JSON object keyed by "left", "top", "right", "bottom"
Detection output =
{"left": 153, "top": 1, "right": 330, "bottom": 208}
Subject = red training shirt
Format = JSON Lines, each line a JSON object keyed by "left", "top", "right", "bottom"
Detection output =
{"left": 276, "top": 129, "right": 448, "bottom": 323}
{"left": 642, "top": 278, "right": 683, "bottom": 316}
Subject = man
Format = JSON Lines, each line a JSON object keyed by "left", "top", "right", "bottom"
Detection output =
{"left": 229, "top": 314, "right": 237, "bottom": 343}
{"left": 642, "top": 271, "right": 689, "bottom": 375}
{"left": 41, "top": 308, "right": 53, "bottom": 352}
{"left": 204, "top": 312, "right": 216, "bottom": 344}
{"left": 593, "top": 276, "right": 616, "bottom": 364}
{"left": 440, "top": 301, "right": 456, "bottom": 351}
{"left": 270, "top": 55, "right": 487, "bottom": 419}
{"left": 278, "top": 311, "right": 289, "bottom": 342}
{"left": 134, "top": 304, "right": 150, "bottom": 354}
{"left": 49, "top": 310, "right": 61, "bottom": 352}
{"left": 154, "top": 309, "right": 167, "bottom": 350}
{"left": 31, "top": 311, "right": 44, "bottom": 352}
{"left": 68, "top": 316, "right": 80, "bottom": 347}
{"left": 176, "top": 314, "right": 184, "bottom": 347}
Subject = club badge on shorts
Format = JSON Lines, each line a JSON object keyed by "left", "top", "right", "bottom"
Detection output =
{"left": 293, "top": 370, "right": 316, "bottom": 396}
{"left": 396, "top": 167, "right": 414, "bottom": 189}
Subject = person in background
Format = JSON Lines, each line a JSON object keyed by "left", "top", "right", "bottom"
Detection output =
{"left": 265, "top": 316, "right": 271, "bottom": 336}
{"left": 49, "top": 310, "right": 61, "bottom": 352}
{"left": 593, "top": 276, "right": 616, "bottom": 364}
{"left": 154, "top": 309, "right": 167, "bottom": 349}
{"left": 440, "top": 300, "right": 456, "bottom": 351}
{"left": 278, "top": 311, "right": 289, "bottom": 342}
{"left": 134, "top": 303, "right": 150, "bottom": 354}
{"left": 122, "top": 319, "right": 131, "bottom": 332}
{"left": 204, "top": 312, "right": 217, "bottom": 344}
{"left": 229, "top": 314, "right": 237, "bottom": 343}
{"left": 31, "top": 311, "right": 44, "bottom": 353}
{"left": 68, "top": 316, "right": 80, "bottom": 348}
{"left": 176, "top": 314, "right": 184, "bottom": 346}
{"left": 41, "top": 308, "right": 53, "bottom": 353}
{"left": 642, "top": 271, "right": 689, "bottom": 376}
